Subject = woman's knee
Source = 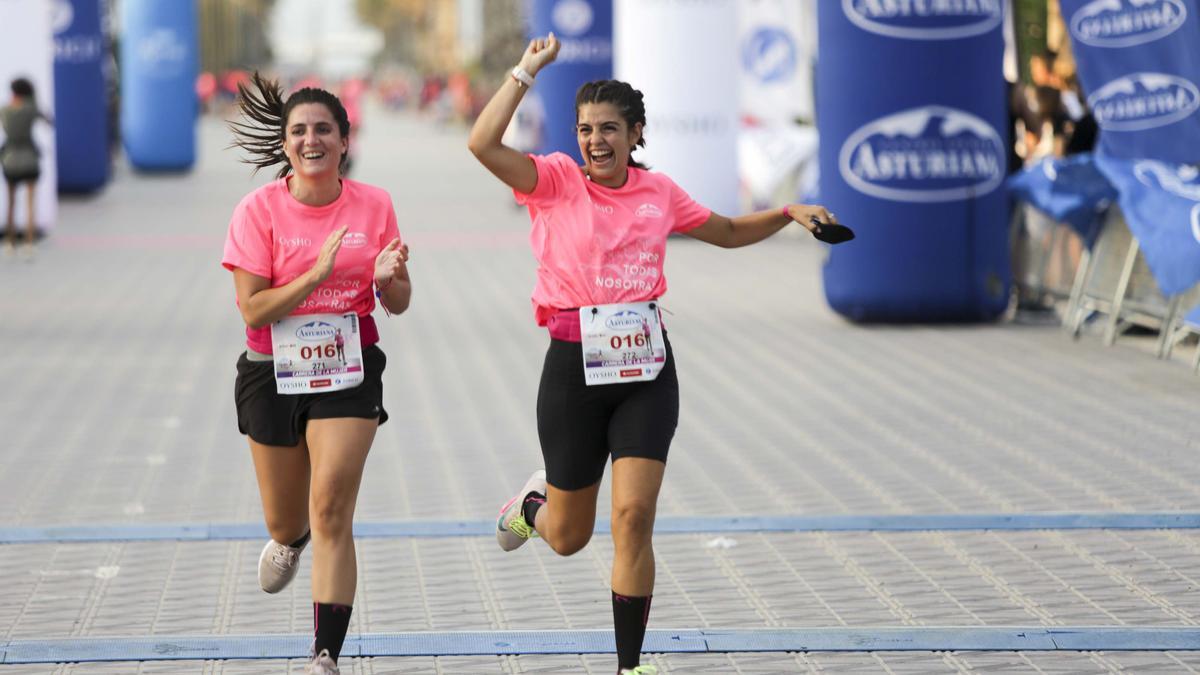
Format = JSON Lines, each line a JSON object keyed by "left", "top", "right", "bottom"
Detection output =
{"left": 264, "top": 514, "right": 308, "bottom": 544}
{"left": 309, "top": 483, "right": 354, "bottom": 539}
{"left": 546, "top": 521, "right": 594, "bottom": 556}
{"left": 611, "top": 500, "right": 656, "bottom": 544}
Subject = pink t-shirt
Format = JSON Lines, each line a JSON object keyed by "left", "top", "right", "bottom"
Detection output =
{"left": 222, "top": 178, "right": 401, "bottom": 353}
{"left": 514, "top": 152, "right": 711, "bottom": 325}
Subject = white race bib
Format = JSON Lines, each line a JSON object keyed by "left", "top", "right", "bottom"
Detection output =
{"left": 270, "top": 312, "right": 364, "bottom": 395}
{"left": 579, "top": 301, "right": 666, "bottom": 386}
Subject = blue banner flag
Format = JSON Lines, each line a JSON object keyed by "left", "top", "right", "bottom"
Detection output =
{"left": 1059, "top": 0, "right": 1200, "bottom": 164}
{"left": 1094, "top": 152, "right": 1200, "bottom": 296}
{"left": 527, "top": 0, "right": 612, "bottom": 158}
{"left": 1006, "top": 154, "right": 1116, "bottom": 244}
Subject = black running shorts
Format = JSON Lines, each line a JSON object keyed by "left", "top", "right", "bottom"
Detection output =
{"left": 3, "top": 168, "right": 39, "bottom": 187}
{"left": 234, "top": 343, "right": 388, "bottom": 447}
{"left": 536, "top": 333, "right": 679, "bottom": 491}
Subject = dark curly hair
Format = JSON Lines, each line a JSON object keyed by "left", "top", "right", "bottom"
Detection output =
{"left": 10, "top": 77, "right": 34, "bottom": 99}
{"left": 229, "top": 71, "right": 351, "bottom": 179}
{"left": 575, "top": 79, "right": 648, "bottom": 170}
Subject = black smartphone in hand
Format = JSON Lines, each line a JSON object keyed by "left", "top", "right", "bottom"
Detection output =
{"left": 810, "top": 217, "right": 855, "bottom": 244}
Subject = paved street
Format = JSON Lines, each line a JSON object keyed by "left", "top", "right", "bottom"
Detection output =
{"left": 1, "top": 107, "right": 1198, "bottom": 673}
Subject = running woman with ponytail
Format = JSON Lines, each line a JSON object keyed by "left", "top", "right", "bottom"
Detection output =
{"left": 468, "top": 35, "right": 839, "bottom": 675}
{"left": 223, "top": 73, "right": 411, "bottom": 675}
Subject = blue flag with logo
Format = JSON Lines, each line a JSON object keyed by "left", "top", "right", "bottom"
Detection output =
{"left": 528, "top": 0, "right": 612, "bottom": 157}
{"left": 1060, "top": 0, "right": 1200, "bottom": 164}
{"left": 817, "top": 0, "right": 1010, "bottom": 321}
{"left": 1006, "top": 154, "right": 1116, "bottom": 245}
{"left": 54, "top": 0, "right": 110, "bottom": 192}
{"left": 1094, "top": 152, "right": 1200, "bottom": 295}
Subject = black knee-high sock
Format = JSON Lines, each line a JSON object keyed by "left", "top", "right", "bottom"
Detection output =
{"left": 313, "top": 602, "right": 353, "bottom": 662}
{"left": 612, "top": 591, "right": 651, "bottom": 670}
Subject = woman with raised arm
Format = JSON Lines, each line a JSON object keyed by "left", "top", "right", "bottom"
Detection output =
{"left": 468, "top": 35, "right": 841, "bottom": 675}
{"left": 223, "top": 73, "right": 411, "bottom": 675}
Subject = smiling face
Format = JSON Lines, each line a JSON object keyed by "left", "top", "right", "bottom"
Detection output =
{"left": 576, "top": 102, "right": 642, "bottom": 188}
{"left": 282, "top": 102, "right": 347, "bottom": 180}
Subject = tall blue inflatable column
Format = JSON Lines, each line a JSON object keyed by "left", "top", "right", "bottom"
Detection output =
{"left": 120, "top": 0, "right": 198, "bottom": 171}
{"left": 527, "top": 0, "right": 612, "bottom": 157}
{"left": 54, "top": 0, "right": 110, "bottom": 192}
{"left": 817, "top": 4, "right": 1011, "bottom": 321}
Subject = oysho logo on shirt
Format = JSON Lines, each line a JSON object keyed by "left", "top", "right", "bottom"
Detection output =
{"left": 838, "top": 105, "right": 1005, "bottom": 203}
{"left": 1088, "top": 73, "right": 1200, "bottom": 131}
{"left": 278, "top": 236, "right": 312, "bottom": 249}
{"left": 1070, "top": 0, "right": 1187, "bottom": 48}
{"left": 635, "top": 203, "right": 664, "bottom": 218}
{"left": 842, "top": 0, "right": 1003, "bottom": 40}
{"left": 341, "top": 232, "right": 368, "bottom": 248}
{"left": 592, "top": 200, "right": 614, "bottom": 215}
{"left": 296, "top": 320, "right": 338, "bottom": 342}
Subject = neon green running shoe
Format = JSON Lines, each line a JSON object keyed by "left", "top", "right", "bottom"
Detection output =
{"left": 496, "top": 469, "right": 546, "bottom": 551}
{"left": 619, "top": 666, "right": 657, "bottom": 674}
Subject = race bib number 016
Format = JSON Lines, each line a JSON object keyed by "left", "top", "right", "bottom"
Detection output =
{"left": 579, "top": 301, "right": 666, "bottom": 386}
{"left": 270, "top": 312, "right": 364, "bottom": 395}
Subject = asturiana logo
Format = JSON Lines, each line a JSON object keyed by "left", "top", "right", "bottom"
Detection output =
{"left": 296, "top": 321, "right": 338, "bottom": 342}
{"left": 606, "top": 311, "right": 645, "bottom": 332}
{"left": 51, "top": 0, "right": 74, "bottom": 34}
{"left": 1133, "top": 160, "right": 1200, "bottom": 200}
{"left": 742, "top": 27, "right": 797, "bottom": 84}
{"left": 838, "top": 105, "right": 1005, "bottom": 203}
{"left": 1070, "top": 0, "right": 1187, "bottom": 48}
{"left": 137, "top": 28, "right": 187, "bottom": 76}
{"left": 842, "top": 0, "right": 1003, "bottom": 40}
{"left": 552, "top": 0, "right": 594, "bottom": 36}
{"left": 341, "top": 232, "right": 367, "bottom": 248}
{"left": 635, "top": 203, "right": 664, "bottom": 218}
{"left": 1088, "top": 73, "right": 1200, "bottom": 131}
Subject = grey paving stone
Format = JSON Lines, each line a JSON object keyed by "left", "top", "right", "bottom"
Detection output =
{"left": 2, "top": 108, "right": 1198, "bottom": 673}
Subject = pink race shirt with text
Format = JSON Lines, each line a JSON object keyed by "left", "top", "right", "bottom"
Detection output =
{"left": 222, "top": 178, "right": 401, "bottom": 352}
{"left": 515, "top": 152, "right": 711, "bottom": 325}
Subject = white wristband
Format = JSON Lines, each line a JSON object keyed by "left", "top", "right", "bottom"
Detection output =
{"left": 511, "top": 66, "right": 535, "bottom": 88}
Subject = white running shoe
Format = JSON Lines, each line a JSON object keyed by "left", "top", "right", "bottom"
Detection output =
{"left": 305, "top": 648, "right": 340, "bottom": 674}
{"left": 257, "top": 535, "right": 307, "bottom": 593}
{"left": 496, "top": 469, "right": 546, "bottom": 552}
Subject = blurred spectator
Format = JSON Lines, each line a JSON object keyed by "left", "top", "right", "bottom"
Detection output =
{"left": 419, "top": 74, "right": 444, "bottom": 112}
{"left": 1060, "top": 74, "right": 1097, "bottom": 156}
{"left": 377, "top": 73, "right": 413, "bottom": 110}
{"left": 338, "top": 78, "right": 367, "bottom": 173}
{"left": 1, "top": 77, "right": 53, "bottom": 258}
{"left": 447, "top": 71, "right": 472, "bottom": 121}
{"left": 1024, "top": 50, "right": 1069, "bottom": 160}
{"left": 197, "top": 71, "right": 218, "bottom": 113}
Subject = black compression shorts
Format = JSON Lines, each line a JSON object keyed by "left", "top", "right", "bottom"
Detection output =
{"left": 234, "top": 343, "right": 389, "bottom": 447}
{"left": 536, "top": 333, "right": 679, "bottom": 490}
